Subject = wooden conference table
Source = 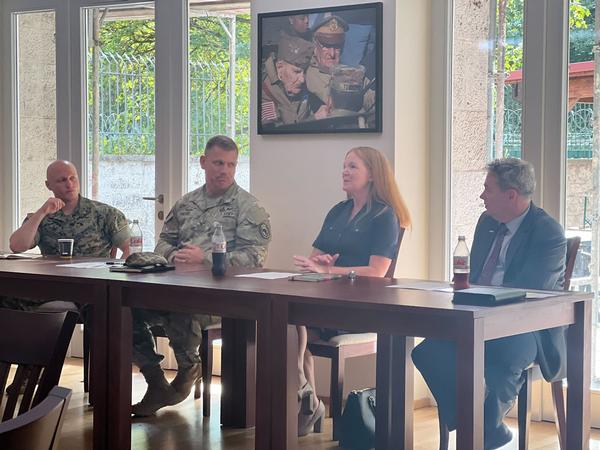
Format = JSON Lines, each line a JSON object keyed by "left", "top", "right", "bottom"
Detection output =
{"left": 0, "top": 258, "right": 592, "bottom": 450}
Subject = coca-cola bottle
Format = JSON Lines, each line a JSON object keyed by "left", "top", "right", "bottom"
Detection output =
{"left": 129, "top": 220, "right": 143, "bottom": 254}
{"left": 453, "top": 235, "right": 470, "bottom": 290}
{"left": 211, "top": 222, "right": 226, "bottom": 276}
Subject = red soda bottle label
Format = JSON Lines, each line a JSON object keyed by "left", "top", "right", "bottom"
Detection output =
{"left": 453, "top": 255, "right": 469, "bottom": 271}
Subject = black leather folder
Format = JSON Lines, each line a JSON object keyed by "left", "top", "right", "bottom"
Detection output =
{"left": 452, "top": 287, "right": 526, "bottom": 306}
{"left": 109, "top": 264, "right": 175, "bottom": 274}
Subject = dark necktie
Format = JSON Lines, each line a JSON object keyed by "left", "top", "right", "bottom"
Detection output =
{"left": 478, "top": 223, "right": 508, "bottom": 285}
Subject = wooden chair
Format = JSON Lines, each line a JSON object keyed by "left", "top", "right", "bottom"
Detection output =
{"left": 150, "top": 324, "right": 221, "bottom": 417}
{"left": 0, "top": 309, "right": 77, "bottom": 422}
{"left": 516, "top": 235, "right": 580, "bottom": 450}
{"left": 308, "top": 228, "right": 405, "bottom": 441}
{"left": 36, "top": 302, "right": 92, "bottom": 396}
{"left": 438, "top": 236, "right": 580, "bottom": 450}
{"left": 0, "top": 386, "right": 71, "bottom": 450}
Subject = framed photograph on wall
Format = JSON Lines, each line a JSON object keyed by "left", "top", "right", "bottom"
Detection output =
{"left": 257, "top": 2, "right": 383, "bottom": 134}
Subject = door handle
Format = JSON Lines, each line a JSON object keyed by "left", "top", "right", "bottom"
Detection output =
{"left": 142, "top": 194, "right": 164, "bottom": 204}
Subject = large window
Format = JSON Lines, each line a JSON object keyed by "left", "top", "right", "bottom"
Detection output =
{"left": 187, "top": 4, "right": 250, "bottom": 193}
{"left": 450, "top": 0, "right": 524, "bottom": 252}
{"left": 565, "top": 0, "right": 597, "bottom": 384}
{"left": 78, "top": 2, "right": 252, "bottom": 251}
{"left": 15, "top": 10, "right": 57, "bottom": 224}
{"left": 83, "top": 4, "right": 157, "bottom": 251}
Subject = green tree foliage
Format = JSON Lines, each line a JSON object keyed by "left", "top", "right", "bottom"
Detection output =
{"left": 569, "top": 0, "right": 595, "bottom": 63}
{"left": 504, "top": 0, "right": 592, "bottom": 72}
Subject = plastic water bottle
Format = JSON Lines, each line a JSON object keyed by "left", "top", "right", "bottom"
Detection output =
{"left": 129, "top": 220, "right": 143, "bottom": 254}
{"left": 211, "top": 222, "right": 226, "bottom": 276}
{"left": 453, "top": 235, "right": 470, "bottom": 290}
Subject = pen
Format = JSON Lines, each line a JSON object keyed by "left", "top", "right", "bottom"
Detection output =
{"left": 105, "top": 261, "right": 119, "bottom": 265}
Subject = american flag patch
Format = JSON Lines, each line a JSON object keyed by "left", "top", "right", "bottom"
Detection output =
{"left": 261, "top": 101, "right": 278, "bottom": 123}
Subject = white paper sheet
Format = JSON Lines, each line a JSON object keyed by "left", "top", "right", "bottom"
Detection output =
{"left": 526, "top": 291, "right": 558, "bottom": 299}
{"left": 56, "top": 262, "right": 114, "bottom": 269}
{"left": 235, "top": 272, "right": 298, "bottom": 280}
{"left": 0, "top": 253, "right": 42, "bottom": 260}
{"left": 387, "top": 281, "right": 454, "bottom": 292}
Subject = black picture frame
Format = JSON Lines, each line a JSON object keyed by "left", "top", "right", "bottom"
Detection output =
{"left": 257, "top": 2, "right": 383, "bottom": 135}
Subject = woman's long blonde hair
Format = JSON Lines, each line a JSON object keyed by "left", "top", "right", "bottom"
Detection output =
{"left": 348, "top": 147, "right": 411, "bottom": 228}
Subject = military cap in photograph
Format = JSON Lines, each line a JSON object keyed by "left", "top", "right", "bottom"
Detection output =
{"left": 311, "top": 15, "right": 349, "bottom": 46}
{"left": 277, "top": 33, "right": 314, "bottom": 70}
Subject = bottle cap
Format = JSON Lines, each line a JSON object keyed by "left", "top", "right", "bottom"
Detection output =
{"left": 132, "top": 220, "right": 139, "bottom": 224}
{"left": 458, "top": 235, "right": 465, "bottom": 240}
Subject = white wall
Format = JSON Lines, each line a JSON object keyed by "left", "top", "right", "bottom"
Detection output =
{"left": 250, "top": 0, "right": 432, "bottom": 403}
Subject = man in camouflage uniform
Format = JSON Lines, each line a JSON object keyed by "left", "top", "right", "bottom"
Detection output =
{"left": 131, "top": 135, "right": 271, "bottom": 416}
{"left": 261, "top": 34, "right": 317, "bottom": 127}
{"left": 306, "top": 16, "right": 375, "bottom": 119}
{"left": 3, "top": 160, "right": 130, "bottom": 310}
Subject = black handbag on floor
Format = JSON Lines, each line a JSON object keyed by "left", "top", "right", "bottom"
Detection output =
{"left": 339, "top": 387, "right": 376, "bottom": 450}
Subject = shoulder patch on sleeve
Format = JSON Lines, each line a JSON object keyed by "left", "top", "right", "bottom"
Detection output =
{"left": 259, "top": 222, "right": 271, "bottom": 240}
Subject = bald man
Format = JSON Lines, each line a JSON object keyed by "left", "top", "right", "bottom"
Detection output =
{"left": 9, "top": 160, "right": 130, "bottom": 260}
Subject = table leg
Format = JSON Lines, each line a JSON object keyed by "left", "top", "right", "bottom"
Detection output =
{"left": 255, "top": 302, "right": 272, "bottom": 450}
{"left": 221, "top": 317, "right": 256, "bottom": 428}
{"left": 567, "top": 300, "right": 591, "bottom": 450}
{"left": 107, "top": 284, "right": 132, "bottom": 450}
{"left": 376, "top": 334, "right": 414, "bottom": 450}
{"left": 271, "top": 300, "right": 297, "bottom": 450}
{"left": 456, "top": 319, "right": 484, "bottom": 450}
{"left": 91, "top": 284, "right": 108, "bottom": 450}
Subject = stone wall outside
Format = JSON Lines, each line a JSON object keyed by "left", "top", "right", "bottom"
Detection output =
{"left": 451, "top": 0, "right": 491, "bottom": 249}
{"left": 17, "top": 11, "right": 57, "bottom": 221}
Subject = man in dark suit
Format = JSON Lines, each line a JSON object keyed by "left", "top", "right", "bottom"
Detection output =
{"left": 412, "top": 158, "right": 566, "bottom": 449}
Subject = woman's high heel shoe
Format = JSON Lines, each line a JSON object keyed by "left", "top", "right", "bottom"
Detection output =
{"left": 298, "top": 399, "right": 325, "bottom": 436}
{"left": 298, "top": 381, "right": 314, "bottom": 414}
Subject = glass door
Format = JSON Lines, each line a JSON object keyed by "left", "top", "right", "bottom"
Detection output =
{"left": 81, "top": 2, "right": 157, "bottom": 251}
{"left": 187, "top": 2, "right": 250, "bottom": 193}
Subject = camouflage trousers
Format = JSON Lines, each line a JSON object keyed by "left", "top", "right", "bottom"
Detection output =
{"left": 132, "top": 309, "right": 221, "bottom": 371}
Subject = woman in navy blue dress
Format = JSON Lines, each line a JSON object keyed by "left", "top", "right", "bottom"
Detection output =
{"left": 293, "top": 146, "right": 411, "bottom": 435}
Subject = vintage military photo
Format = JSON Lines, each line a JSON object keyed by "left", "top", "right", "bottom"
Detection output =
{"left": 258, "top": 3, "right": 382, "bottom": 134}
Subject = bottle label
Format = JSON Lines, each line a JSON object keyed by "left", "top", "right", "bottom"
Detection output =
{"left": 212, "top": 242, "right": 226, "bottom": 253}
{"left": 453, "top": 256, "right": 469, "bottom": 271}
{"left": 131, "top": 236, "right": 143, "bottom": 248}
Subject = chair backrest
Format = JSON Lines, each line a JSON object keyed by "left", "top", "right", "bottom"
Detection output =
{"left": 564, "top": 236, "right": 581, "bottom": 291}
{"left": 0, "top": 386, "right": 71, "bottom": 450}
{"left": 0, "top": 310, "right": 77, "bottom": 422}
{"left": 385, "top": 227, "right": 405, "bottom": 278}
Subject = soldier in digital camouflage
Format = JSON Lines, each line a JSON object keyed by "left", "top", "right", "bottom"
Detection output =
{"left": 2, "top": 160, "right": 130, "bottom": 310}
{"left": 131, "top": 135, "right": 272, "bottom": 417}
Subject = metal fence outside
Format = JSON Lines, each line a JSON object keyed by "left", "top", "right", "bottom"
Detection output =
{"left": 504, "top": 88, "right": 593, "bottom": 159}
{"left": 87, "top": 51, "right": 250, "bottom": 156}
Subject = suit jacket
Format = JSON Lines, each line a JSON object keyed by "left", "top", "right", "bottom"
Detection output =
{"left": 469, "top": 203, "right": 567, "bottom": 381}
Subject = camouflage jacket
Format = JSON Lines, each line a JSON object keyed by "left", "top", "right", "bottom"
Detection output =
{"left": 31, "top": 195, "right": 130, "bottom": 257}
{"left": 155, "top": 183, "right": 271, "bottom": 268}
